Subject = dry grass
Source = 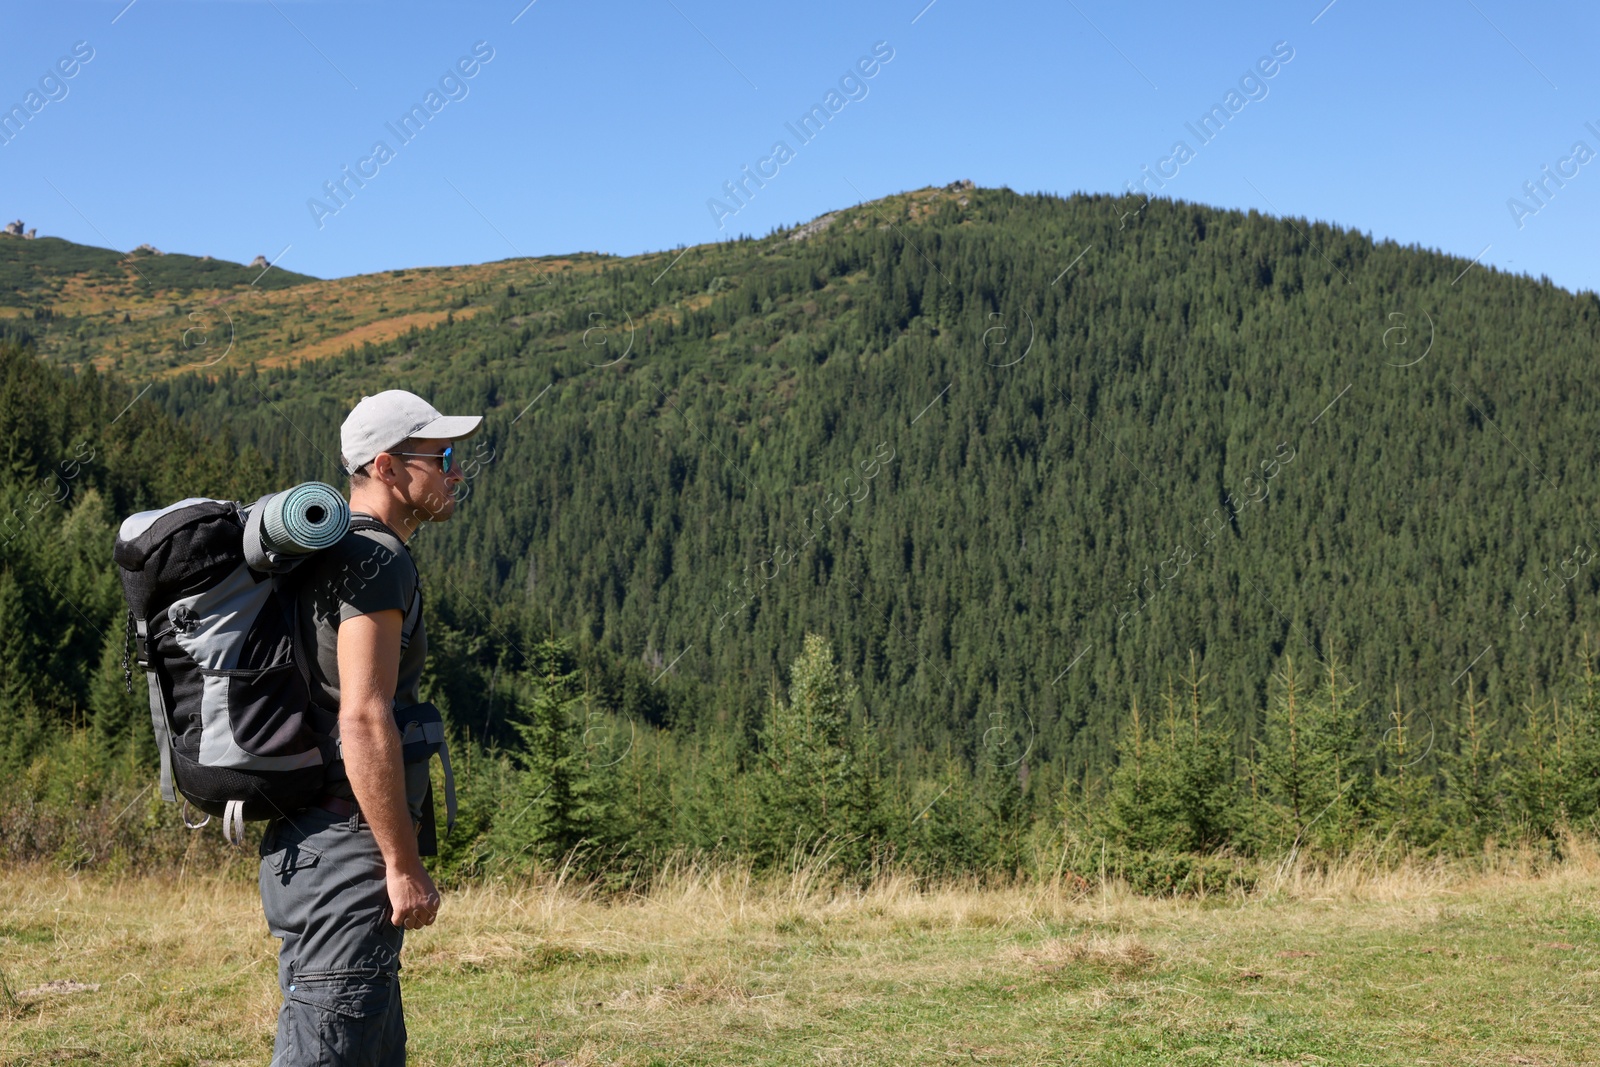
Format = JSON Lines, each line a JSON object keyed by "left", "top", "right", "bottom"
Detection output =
{"left": 14, "top": 249, "right": 612, "bottom": 378}
{"left": 2, "top": 842, "right": 1599, "bottom": 1064}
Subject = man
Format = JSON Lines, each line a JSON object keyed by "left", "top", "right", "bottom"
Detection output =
{"left": 259, "top": 389, "right": 481, "bottom": 1066}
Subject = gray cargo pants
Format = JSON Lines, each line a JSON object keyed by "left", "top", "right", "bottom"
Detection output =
{"left": 260, "top": 805, "right": 406, "bottom": 1066}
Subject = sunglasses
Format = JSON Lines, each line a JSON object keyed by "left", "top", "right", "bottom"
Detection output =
{"left": 387, "top": 445, "right": 454, "bottom": 474}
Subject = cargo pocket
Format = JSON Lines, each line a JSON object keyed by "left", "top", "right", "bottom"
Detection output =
{"left": 259, "top": 825, "right": 329, "bottom": 944}
{"left": 264, "top": 835, "right": 323, "bottom": 887}
{"left": 285, "top": 973, "right": 403, "bottom": 1067}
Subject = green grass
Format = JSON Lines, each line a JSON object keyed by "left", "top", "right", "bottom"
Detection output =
{"left": 2, "top": 849, "right": 1597, "bottom": 1065}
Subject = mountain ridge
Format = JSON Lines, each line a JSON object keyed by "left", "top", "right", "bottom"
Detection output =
{"left": 8, "top": 180, "right": 1572, "bottom": 386}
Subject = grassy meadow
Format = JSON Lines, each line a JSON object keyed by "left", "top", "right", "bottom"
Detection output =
{"left": 2, "top": 844, "right": 1598, "bottom": 1066}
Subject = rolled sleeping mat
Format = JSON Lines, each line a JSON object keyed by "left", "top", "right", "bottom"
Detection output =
{"left": 260, "top": 481, "right": 350, "bottom": 555}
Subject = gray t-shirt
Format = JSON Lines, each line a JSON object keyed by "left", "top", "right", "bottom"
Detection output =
{"left": 295, "top": 512, "right": 430, "bottom": 821}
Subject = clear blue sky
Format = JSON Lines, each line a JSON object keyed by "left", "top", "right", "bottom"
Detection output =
{"left": 2, "top": 0, "right": 1596, "bottom": 293}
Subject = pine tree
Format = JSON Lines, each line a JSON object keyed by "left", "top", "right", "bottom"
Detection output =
{"left": 89, "top": 620, "right": 150, "bottom": 774}
{"left": 603, "top": 719, "right": 672, "bottom": 860}
{"left": 1300, "top": 641, "right": 1370, "bottom": 853}
{"left": 494, "top": 634, "right": 607, "bottom": 868}
{"left": 1109, "top": 656, "right": 1235, "bottom": 854}
{"left": 1506, "top": 685, "right": 1564, "bottom": 844}
{"left": 1563, "top": 632, "right": 1600, "bottom": 823}
{"left": 1442, "top": 671, "right": 1501, "bottom": 851}
{"left": 1250, "top": 654, "right": 1312, "bottom": 850}
{"left": 752, "top": 633, "right": 880, "bottom": 869}
{"left": 908, "top": 751, "right": 984, "bottom": 876}
{"left": 1169, "top": 653, "right": 1237, "bottom": 852}
{"left": 1108, "top": 693, "right": 1163, "bottom": 849}
{"left": 975, "top": 753, "right": 1029, "bottom": 874}
{"left": 1372, "top": 682, "right": 1440, "bottom": 848}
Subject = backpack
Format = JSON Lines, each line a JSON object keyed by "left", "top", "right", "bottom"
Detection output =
{"left": 113, "top": 484, "right": 449, "bottom": 844}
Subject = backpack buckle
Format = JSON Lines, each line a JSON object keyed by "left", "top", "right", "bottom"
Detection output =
{"left": 170, "top": 604, "right": 198, "bottom": 636}
{"left": 133, "top": 617, "right": 152, "bottom": 668}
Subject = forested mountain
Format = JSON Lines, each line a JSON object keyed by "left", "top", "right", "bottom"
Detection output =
{"left": 6, "top": 183, "right": 1600, "bottom": 877}
{"left": 138, "top": 185, "right": 1600, "bottom": 779}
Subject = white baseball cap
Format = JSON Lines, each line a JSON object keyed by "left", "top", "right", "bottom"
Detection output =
{"left": 340, "top": 389, "right": 483, "bottom": 475}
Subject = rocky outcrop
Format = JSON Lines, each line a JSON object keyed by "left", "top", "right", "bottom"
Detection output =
{"left": 3, "top": 220, "right": 23, "bottom": 236}
{"left": 133, "top": 243, "right": 164, "bottom": 255}
{"left": 249, "top": 255, "right": 270, "bottom": 269}
{"left": 788, "top": 212, "right": 839, "bottom": 241}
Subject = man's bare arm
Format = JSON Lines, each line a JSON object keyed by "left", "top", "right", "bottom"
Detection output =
{"left": 337, "top": 608, "right": 439, "bottom": 928}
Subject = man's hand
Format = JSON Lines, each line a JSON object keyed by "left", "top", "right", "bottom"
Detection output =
{"left": 387, "top": 860, "right": 441, "bottom": 929}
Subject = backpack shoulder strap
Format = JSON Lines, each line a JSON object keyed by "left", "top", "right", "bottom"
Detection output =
{"left": 345, "top": 515, "right": 421, "bottom": 619}
{"left": 346, "top": 514, "right": 398, "bottom": 543}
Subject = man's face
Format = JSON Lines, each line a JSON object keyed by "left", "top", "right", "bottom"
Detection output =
{"left": 388, "top": 440, "right": 463, "bottom": 524}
